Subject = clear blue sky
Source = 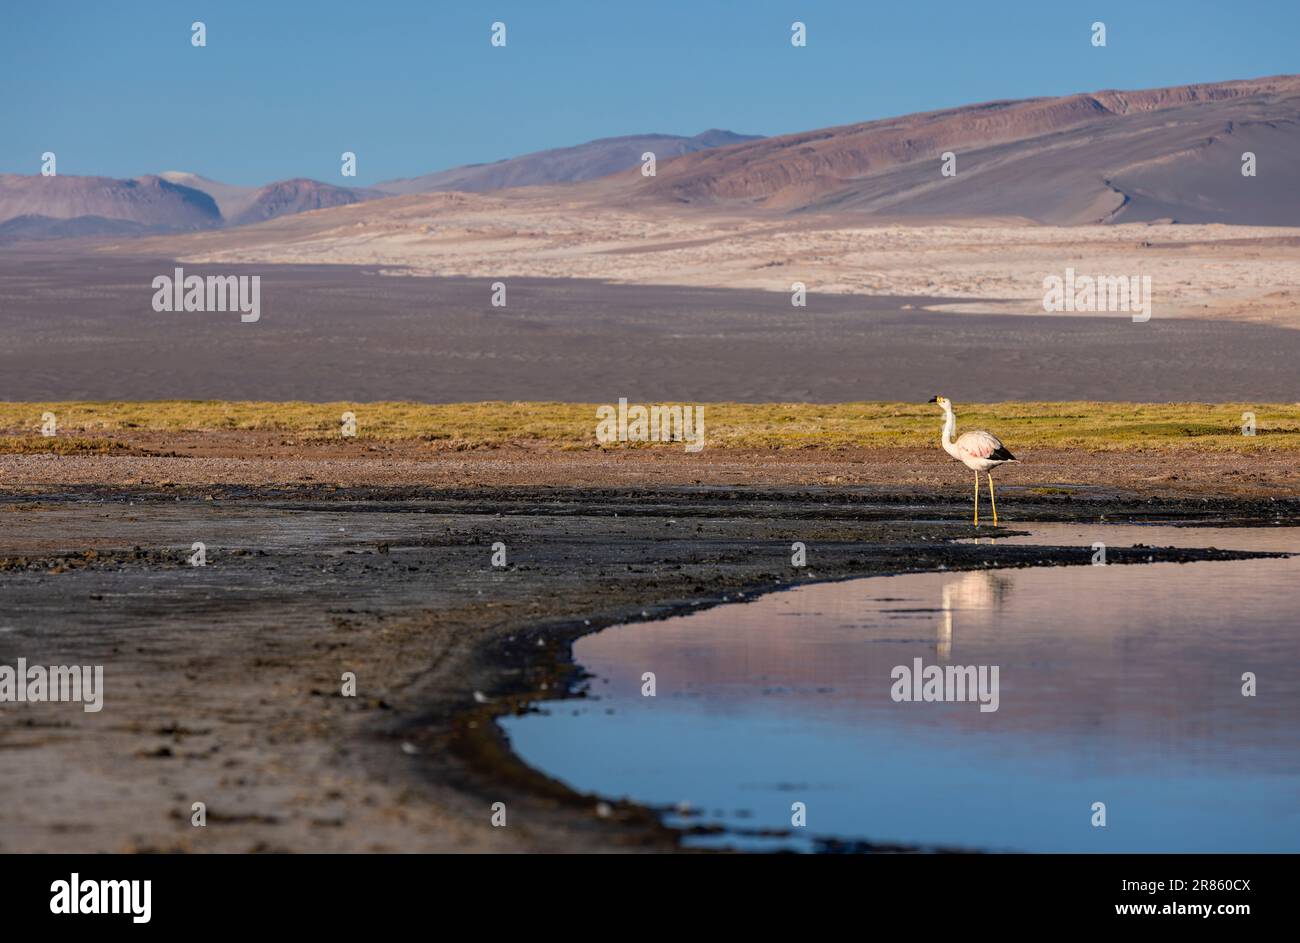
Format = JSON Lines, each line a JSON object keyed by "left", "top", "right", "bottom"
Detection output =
{"left": 3, "top": 0, "right": 1296, "bottom": 186}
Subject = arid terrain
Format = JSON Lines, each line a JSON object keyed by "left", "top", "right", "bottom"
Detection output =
{"left": 3, "top": 439, "right": 1296, "bottom": 853}
{"left": 7, "top": 249, "right": 1300, "bottom": 403}
{"left": 4, "top": 72, "right": 1300, "bottom": 856}
{"left": 6, "top": 76, "right": 1297, "bottom": 328}
{"left": 142, "top": 206, "right": 1300, "bottom": 326}
{"left": 87, "top": 74, "right": 1300, "bottom": 328}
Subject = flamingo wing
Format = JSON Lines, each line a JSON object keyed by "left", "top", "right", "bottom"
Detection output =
{"left": 955, "top": 430, "right": 1015, "bottom": 462}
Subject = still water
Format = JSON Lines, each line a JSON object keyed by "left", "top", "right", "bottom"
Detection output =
{"left": 501, "top": 524, "right": 1300, "bottom": 852}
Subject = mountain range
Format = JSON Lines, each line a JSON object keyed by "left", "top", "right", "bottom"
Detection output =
{"left": 4, "top": 75, "right": 1299, "bottom": 242}
{"left": 617, "top": 75, "right": 1300, "bottom": 224}
{"left": 0, "top": 130, "right": 758, "bottom": 240}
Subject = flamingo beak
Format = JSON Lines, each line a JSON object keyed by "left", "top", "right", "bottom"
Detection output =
{"left": 927, "top": 396, "right": 939, "bottom": 404}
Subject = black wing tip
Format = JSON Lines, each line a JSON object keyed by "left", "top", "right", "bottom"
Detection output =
{"left": 990, "top": 446, "right": 1017, "bottom": 462}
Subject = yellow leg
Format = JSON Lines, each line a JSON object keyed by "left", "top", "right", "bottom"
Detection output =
{"left": 987, "top": 473, "right": 999, "bottom": 527}
{"left": 973, "top": 471, "right": 980, "bottom": 527}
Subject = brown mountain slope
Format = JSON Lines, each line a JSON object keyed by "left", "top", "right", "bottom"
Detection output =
{"left": 0, "top": 174, "right": 221, "bottom": 229}
{"left": 374, "top": 130, "right": 760, "bottom": 195}
{"left": 615, "top": 75, "right": 1300, "bottom": 224}
{"left": 227, "top": 178, "right": 373, "bottom": 227}
{"left": 0, "top": 173, "right": 374, "bottom": 232}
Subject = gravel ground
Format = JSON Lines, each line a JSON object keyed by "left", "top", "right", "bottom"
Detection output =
{"left": 4, "top": 436, "right": 1300, "bottom": 498}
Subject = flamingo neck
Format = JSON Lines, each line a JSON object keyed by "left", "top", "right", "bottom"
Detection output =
{"left": 941, "top": 408, "right": 960, "bottom": 457}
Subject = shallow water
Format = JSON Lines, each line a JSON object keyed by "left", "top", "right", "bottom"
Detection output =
{"left": 501, "top": 524, "right": 1300, "bottom": 852}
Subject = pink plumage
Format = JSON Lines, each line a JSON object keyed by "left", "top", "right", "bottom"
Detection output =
{"left": 955, "top": 430, "right": 1005, "bottom": 460}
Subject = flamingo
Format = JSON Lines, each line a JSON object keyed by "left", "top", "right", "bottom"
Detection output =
{"left": 928, "top": 396, "right": 1018, "bottom": 526}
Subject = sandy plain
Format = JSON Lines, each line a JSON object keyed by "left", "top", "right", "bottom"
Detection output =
{"left": 130, "top": 190, "right": 1300, "bottom": 327}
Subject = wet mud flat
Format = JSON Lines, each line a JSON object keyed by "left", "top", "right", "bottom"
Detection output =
{"left": 0, "top": 485, "right": 1295, "bottom": 853}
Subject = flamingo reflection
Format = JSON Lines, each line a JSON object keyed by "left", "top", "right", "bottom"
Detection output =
{"left": 938, "top": 570, "right": 1012, "bottom": 660}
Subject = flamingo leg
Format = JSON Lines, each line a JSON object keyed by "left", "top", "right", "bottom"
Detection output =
{"left": 987, "top": 473, "right": 998, "bottom": 527}
{"left": 973, "top": 470, "right": 980, "bottom": 527}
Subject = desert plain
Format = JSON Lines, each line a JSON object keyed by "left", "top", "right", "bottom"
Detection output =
{"left": 3, "top": 75, "right": 1300, "bottom": 853}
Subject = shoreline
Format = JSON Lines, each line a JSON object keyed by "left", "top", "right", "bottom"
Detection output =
{"left": 436, "top": 502, "right": 1296, "bottom": 854}
{"left": 2, "top": 474, "right": 1295, "bottom": 853}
